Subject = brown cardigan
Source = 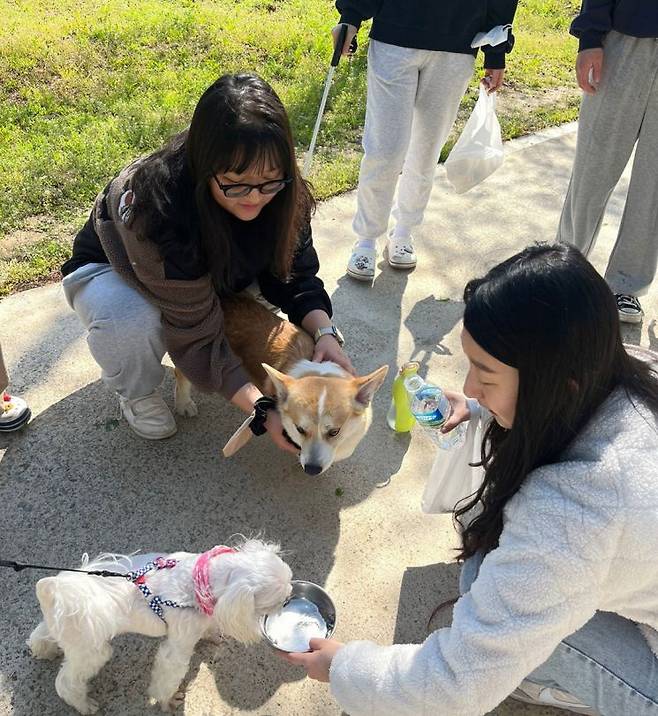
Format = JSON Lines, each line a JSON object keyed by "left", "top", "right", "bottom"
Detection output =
{"left": 94, "top": 163, "right": 250, "bottom": 399}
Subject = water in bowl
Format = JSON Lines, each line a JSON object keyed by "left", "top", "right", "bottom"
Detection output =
{"left": 264, "top": 596, "right": 327, "bottom": 652}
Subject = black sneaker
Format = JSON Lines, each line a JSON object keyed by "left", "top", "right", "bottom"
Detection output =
{"left": 615, "top": 294, "right": 644, "bottom": 324}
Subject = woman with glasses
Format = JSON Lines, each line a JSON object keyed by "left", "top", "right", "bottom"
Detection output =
{"left": 61, "top": 74, "right": 351, "bottom": 443}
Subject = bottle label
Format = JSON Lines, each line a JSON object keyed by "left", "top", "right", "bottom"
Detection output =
{"left": 411, "top": 387, "right": 446, "bottom": 427}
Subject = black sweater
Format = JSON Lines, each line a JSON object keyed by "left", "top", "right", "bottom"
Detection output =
{"left": 571, "top": 0, "right": 658, "bottom": 51}
{"left": 336, "top": 0, "right": 518, "bottom": 69}
{"left": 62, "top": 196, "right": 332, "bottom": 327}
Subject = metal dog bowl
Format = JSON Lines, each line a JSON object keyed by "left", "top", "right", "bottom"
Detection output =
{"left": 261, "top": 580, "right": 336, "bottom": 652}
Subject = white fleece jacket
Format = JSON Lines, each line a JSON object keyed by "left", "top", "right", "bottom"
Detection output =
{"left": 330, "top": 388, "right": 658, "bottom": 715}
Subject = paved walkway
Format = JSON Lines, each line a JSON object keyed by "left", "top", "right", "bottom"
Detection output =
{"left": 0, "top": 123, "right": 655, "bottom": 715}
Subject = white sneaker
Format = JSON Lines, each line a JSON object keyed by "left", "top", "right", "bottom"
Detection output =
{"left": 119, "top": 392, "right": 178, "bottom": 440}
{"left": 386, "top": 235, "right": 417, "bottom": 269}
{"left": 510, "top": 679, "right": 598, "bottom": 715}
{"left": 346, "top": 244, "right": 376, "bottom": 281}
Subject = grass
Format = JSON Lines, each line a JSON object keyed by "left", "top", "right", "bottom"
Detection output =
{"left": 0, "top": 0, "right": 582, "bottom": 295}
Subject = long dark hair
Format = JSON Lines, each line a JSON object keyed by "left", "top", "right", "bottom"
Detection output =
{"left": 130, "top": 74, "right": 314, "bottom": 290}
{"left": 455, "top": 244, "right": 658, "bottom": 561}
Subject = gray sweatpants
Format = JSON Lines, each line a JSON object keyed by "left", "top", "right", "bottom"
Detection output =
{"left": 62, "top": 263, "right": 167, "bottom": 400}
{"left": 354, "top": 40, "right": 474, "bottom": 242}
{"left": 557, "top": 31, "right": 658, "bottom": 297}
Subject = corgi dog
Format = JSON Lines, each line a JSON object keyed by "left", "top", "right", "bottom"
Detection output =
{"left": 174, "top": 294, "right": 388, "bottom": 475}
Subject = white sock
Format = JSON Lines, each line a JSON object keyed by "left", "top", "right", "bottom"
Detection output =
{"left": 355, "top": 238, "right": 376, "bottom": 251}
{"left": 390, "top": 231, "right": 412, "bottom": 244}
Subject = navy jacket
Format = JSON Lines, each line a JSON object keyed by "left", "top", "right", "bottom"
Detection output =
{"left": 336, "top": 1, "right": 518, "bottom": 69}
{"left": 571, "top": 0, "right": 658, "bottom": 51}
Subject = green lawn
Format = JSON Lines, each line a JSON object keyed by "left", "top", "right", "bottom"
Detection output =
{"left": 0, "top": 0, "right": 582, "bottom": 295}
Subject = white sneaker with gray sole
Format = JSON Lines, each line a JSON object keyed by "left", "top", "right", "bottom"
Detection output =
{"left": 119, "top": 391, "right": 178, "bottom": 440}
{"left": 510, "top": 679, "right": 598, "bottom": 715}
{"left": 386, "top": 235, "right": 417, "bottom": 269}
{"left": 347, "top": 244, "right": 377, "bottom": 281}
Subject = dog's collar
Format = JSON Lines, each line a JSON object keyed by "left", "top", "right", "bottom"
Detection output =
{"left": 192, "top": 546, "right": 236, "bottom": 616}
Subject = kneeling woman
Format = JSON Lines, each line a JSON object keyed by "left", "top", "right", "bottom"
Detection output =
{"left": 286, "top": 244, "right": 658, "bottom": 716}
{"left": 62, "top": 74, "right": 351, "bottom": 445}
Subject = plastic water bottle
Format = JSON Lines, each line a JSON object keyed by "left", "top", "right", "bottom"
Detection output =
{"left": 386, "top": 362, "right": 419, "bottom": 432}
{"left": 403, "top": 375, "right": 466, "bottom": 449}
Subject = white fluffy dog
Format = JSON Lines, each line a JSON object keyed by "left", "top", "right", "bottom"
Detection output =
{"left": 27, "top": 539, "right": 292, "bottom": 714}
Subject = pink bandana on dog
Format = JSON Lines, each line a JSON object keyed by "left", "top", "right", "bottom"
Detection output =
{"left": 192, "top": 546, "right": 235, "bottom": 615}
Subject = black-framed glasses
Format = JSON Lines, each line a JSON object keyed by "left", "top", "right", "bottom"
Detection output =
{"left": 213, "top": 176, "right": 293, "bottom": 199}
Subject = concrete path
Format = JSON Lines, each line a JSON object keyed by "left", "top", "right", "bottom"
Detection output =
{"left": 0, "top": 123, "right": 655, "bottom": 716}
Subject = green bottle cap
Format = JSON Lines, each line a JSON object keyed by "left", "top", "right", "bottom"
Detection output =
{"left": 399, "top": 361, "right": 420, "bottom": 376}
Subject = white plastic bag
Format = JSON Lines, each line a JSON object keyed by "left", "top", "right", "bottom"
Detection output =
{"left": 444, "top": 86, "right": 504, "bottom": 194}
{"left": 421, "top": 409, "right": 486, "bottom": 514}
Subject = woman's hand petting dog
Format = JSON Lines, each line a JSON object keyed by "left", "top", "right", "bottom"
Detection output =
{"left": 313, "top": 335, "right": 354, "bottom": 375}
{"left": 279, "top": 637, "right": 345, "bottom": 682}
{"left": 264, "top": 409, "right": 300, "bottom": 454}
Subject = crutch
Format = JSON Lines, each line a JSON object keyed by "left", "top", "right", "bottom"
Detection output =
{"left": 302, "top": 23, "right": 352, "bottom": 178}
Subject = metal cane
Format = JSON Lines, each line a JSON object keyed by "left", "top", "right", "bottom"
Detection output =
{"left": 302, "top": 23, "right": 350, "bottom": 178}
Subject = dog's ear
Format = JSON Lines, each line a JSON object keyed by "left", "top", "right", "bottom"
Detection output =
{"left": 215, "top": 584, "right": 261, "bottom": 644}
{"left": 261, "top": 363, "right": 293, "bottom": 403}
{"left": 353, "top": 365, "right": 389, "bottom": 407}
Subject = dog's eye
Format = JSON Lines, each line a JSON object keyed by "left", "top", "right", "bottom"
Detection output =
{"left": 295, "top": 425, "right": 307, "bottom": 436}
{"left": 327, "top": 428, "right": 341, "bottom": 438}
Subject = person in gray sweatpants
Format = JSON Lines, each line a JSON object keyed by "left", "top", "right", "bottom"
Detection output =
{"left": 334, "top": 0, "right": 518, "bottom": 282}
{"left": 558, "top": 1, "right": 658, "bottom": 324}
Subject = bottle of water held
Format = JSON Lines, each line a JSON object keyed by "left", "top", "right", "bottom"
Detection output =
{"left": 403, "top": 374, "right": 466, "bottom": 449}
{"left": 386, "top": 361, "right": 419, "bottom": 432}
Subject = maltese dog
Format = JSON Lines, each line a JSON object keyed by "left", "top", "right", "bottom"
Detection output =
{"left": 27, "top": 538, "right": 292, "bottom": 713}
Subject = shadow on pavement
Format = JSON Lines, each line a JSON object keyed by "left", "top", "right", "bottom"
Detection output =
{"left": 0, "top": 358, "right": 409, "bottom": 714}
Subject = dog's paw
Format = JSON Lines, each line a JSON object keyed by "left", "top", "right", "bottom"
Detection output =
{"left": 27, "top": 637, "right": 61, "bottom": 661}
{"left": 174, "top": 398, "right": 198, "bottom": 418}
{"left": 76, "top": 697, "right": 99, "bottom": 715}
{"left": 158, "top": 690, "right": 185, "bottom": 712}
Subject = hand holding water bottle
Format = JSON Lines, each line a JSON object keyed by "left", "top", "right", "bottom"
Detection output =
{"left": 440, "top": 390, "right": 472, "bottom": 433}
{"left": 404, "top": 375, "right": 468, "bottom": 449}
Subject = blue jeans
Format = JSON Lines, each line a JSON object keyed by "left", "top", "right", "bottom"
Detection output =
{"left": 460, "top": 553, "right": 658, "bottom": 716}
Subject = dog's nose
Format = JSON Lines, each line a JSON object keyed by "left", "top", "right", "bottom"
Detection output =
{"left": 303, "top": 463, "right": 323, "bottom": 476}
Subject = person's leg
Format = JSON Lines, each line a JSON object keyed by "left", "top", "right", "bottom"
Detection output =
{"left": 62, "top": 263, "right": 176, "bottom": 439}
{"left": 557, "top": 32, "right": 655, "bottom": 265}
{"left": 524, "top": 611, "right": 658, "bottom": 716}
{"left": 0, "top": 341, "right": 31, "bottom": 431}
{"left": 459, "top": 554, "right": 651, "bottom": 715}
{"left": 390, "top": 49, "right": 474, "bottom": 264}
{"left": 0, "top": 342, "right": 7, "bottom": 394}
{"left": 603, "top": 41, "right": 658, "bottom": 311}
{"left": 347, "top": 40, "right": 420, "bottom": 280}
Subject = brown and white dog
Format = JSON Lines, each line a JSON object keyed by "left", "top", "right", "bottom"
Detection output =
{"left": 174, "top": 295, "right": 388, "bottom": 475}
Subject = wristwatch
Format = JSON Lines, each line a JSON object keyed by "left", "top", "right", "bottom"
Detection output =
{"left": 313, "top": 325, "right": 345, "bottom": 347}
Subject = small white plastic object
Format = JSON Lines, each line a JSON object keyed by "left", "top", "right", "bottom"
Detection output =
{"left": 444, "top": 85, "right": 504, "bottom": 194}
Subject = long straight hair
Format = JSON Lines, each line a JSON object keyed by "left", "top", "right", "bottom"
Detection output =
{"left": 130, "top": 74, "right": 314, "bottom": 290}
{"left": 455, "top": 244, "right": 658, "bottom": 561}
